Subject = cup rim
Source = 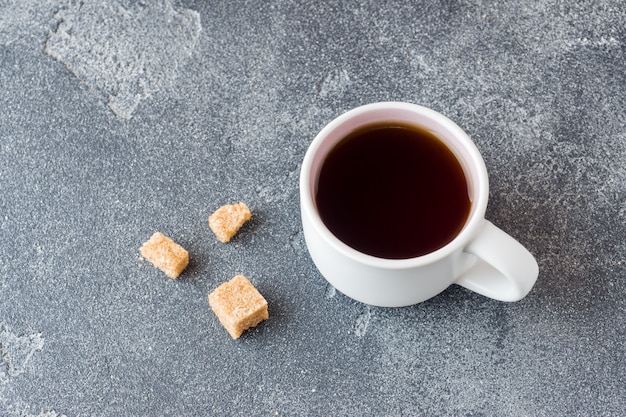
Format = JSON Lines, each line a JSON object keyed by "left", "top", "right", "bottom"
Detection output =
{"left": 299, "top": 101, "right": 489, "bottom": 269}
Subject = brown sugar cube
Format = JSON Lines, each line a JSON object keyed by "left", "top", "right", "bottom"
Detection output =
{"left": 139, "top": 232, "right": 189, "bottom": 279}
{"left": 208, "top": 202, "right": 252, "bottom": 243}
{"left": 208, "top": 275, "right": 269, "bottom": 339}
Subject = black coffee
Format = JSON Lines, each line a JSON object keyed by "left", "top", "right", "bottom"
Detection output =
{"left": 315, "top": 122, "right": 471, "bottom": 259}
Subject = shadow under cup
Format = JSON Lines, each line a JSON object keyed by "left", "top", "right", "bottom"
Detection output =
{"left": 303, "top": 103, "right": 489, "bottom": 264}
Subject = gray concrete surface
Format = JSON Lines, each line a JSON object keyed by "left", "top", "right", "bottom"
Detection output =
{"left": 1, "top": 1, "right": 624, "bottom": 416}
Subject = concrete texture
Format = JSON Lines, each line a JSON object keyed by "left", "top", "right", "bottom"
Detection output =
{"left": 1, "top": 0, "right": 624, "bottom": 416}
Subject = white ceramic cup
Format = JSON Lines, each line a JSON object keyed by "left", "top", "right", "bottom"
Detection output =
{"left": 299, "top": 102, "right": 538, "bottom": 307}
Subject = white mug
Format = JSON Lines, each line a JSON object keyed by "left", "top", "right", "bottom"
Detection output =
{"left": 299, "top": 102, "right": 538, "bottom": 307}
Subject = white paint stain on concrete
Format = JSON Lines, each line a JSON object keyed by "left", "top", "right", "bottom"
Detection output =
{"left": 45, "top": 0, "right": 202, "bottom": 119}
{"left": 0, "top": 323, "right": 44, "bottom": 381}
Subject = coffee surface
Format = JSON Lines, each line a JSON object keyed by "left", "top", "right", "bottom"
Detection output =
{"left": 316, "top": 122, "right": 471, "bottom": 259}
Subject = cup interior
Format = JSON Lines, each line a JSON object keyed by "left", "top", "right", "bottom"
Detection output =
{"left": 301, "top": 102, "right": 489, "bottom": 266}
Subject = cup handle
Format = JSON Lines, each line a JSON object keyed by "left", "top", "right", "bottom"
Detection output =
{"left": 456, "top": 220, "right": 539, "bottom": 301}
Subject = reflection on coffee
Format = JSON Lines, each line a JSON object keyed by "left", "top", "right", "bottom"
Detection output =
{"left": 315, "top": 122, "right": 471, "bottom": 259}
